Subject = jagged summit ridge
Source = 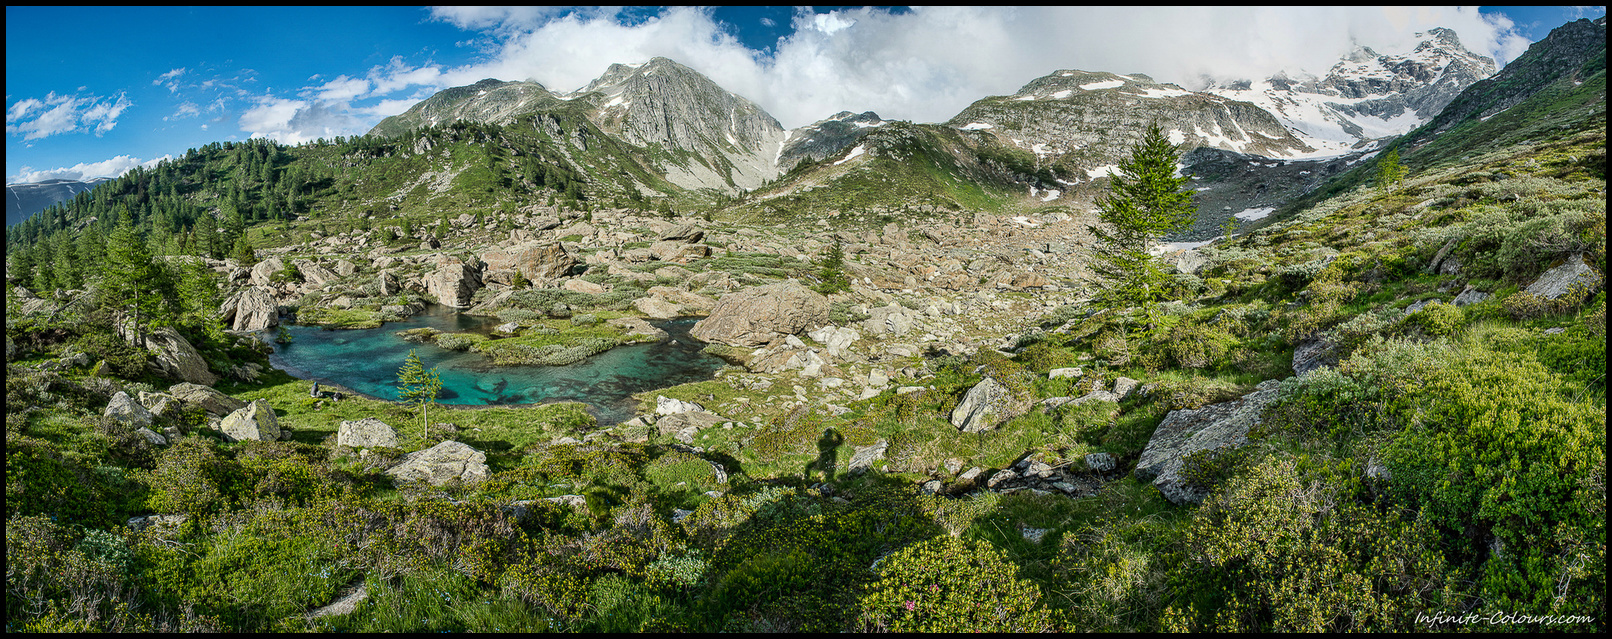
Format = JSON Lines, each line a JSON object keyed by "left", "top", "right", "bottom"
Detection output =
{"left": 945, "top": 68, "right": 1314, "bottom": 170}
{"left": 1204, "top": 28, "right": 1495, "bottom": 155}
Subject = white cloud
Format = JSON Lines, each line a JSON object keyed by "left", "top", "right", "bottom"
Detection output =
{"left": 167, "top": 101, "right": 201, "bottom": 120}
{"left": 240, "top": 95, "right": 366, "bottom": 144}
{"left": 227, "top": 6, "right": 1547, "bottom": 146}
{"left": 403, "top": 6, "right": 1535, "bottom": 129}
{"left": 6, "top": 91, "right": 133, "bottom": 140}
{"left": 9, "top": 154, "right": 170, "bottom": 184}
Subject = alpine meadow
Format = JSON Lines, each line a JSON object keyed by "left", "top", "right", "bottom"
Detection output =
{"left": 5, "top": 7, "right": 1605, "bottom": 633}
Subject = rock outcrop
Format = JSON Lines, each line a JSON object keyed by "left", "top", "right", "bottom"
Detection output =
{"left": 690, "top": 280, "right": 829, "bottom": 347}
{"left": 1524, "top": 253, "right": 1601, "bottom": 300}
{"left": 220, "top": 286, "right": 279, "bottom": 331}
{"left": 168, "top": 382, "right": 246, "bottom": 416}
{"left": 337, "top": 417, "right": 399, "bottom": 448}
{"left": 424, "top": 258, "right": 483, "bottom": 308}
{"left": 385, "top": 440, "right": 489, "bottom": 486}
{"left": 1134, "top": 379, "right": 1283, "bottom": 504}
{"left": 951, "top": 377, "right": 1031, "bottom": 433}
{"left": 105, "top": 391, "right": 155, "bottom": 429}
{"left": 220, "top": 399, "right": 282, "bottom": 442}
{"left": 121, "top": 324, "right": 216, "bottom": 385}
{"left": 480, "top": 242, "right": 577, "bottom": 286}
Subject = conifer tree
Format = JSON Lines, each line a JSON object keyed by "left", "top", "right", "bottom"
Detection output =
{"left": 1086, "top": 122, "right": 1197, "bottom": 324}
{"left": 1377, "top": 148, "right": 1407, "bottom": 193}
{"left": 396, "top": 350, "right": 443, "bottom": 439}
{"left": 102, "top": 212, "right": 168, "bottom": 348}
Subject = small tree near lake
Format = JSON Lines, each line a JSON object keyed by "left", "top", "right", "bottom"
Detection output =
{"left": 396, "top": 349, "right": 443, "bottom": 439}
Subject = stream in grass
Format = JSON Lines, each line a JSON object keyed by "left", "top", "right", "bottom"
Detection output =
{"left": 263, "top": 304, "right": 724, "bottom": 424}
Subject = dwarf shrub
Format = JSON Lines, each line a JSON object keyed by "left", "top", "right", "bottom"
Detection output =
{"left": 858, "top": 536, "right": 1056, "bottom": 632}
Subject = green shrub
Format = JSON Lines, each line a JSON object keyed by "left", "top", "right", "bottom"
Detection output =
{"left": 1404, "top": 301, "right": 1463, "bottom": 336}
{"left": 143, "top": 437, "right": 243, "bottom": 518}
{"left": 73, "top": 331, "right": 152, "bottom": 378}
{"left": 857, "top": 536, "right": 1057, "bottom": 632}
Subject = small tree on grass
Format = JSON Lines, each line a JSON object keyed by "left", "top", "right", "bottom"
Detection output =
{"left": 1086, "top": 121, "right": 1197, "bottom": 326}
{"left": 1377, "top": 148, "right": 1407, "bottom": 194}
{"left": 396, "top": 349, "right": 443, "bottom": 439}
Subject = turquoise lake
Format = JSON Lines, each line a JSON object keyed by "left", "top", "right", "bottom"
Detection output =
{"left": 264, "top": 305, "right": 724, "bottom": 424}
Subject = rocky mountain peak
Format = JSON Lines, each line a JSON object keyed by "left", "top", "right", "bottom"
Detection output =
{"left": 570, "top": 57, "right": 786, "bottom": 191}
{"left": 1203, "top": 26, "right": 1495, "bottom": 155}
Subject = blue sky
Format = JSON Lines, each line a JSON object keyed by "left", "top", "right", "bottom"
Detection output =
{"left": 7, "top": 6, "right": 1603, "bottom": 184}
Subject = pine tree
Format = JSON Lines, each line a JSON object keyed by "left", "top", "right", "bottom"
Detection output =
{"left": 1086, "top": 122, "right": 1197, "bottom": 323}
{"left": 396, "top": 350, "right": 443, "bottom": 439}
{"left": 103, "top": 212, "right": 168, "bottom": 348}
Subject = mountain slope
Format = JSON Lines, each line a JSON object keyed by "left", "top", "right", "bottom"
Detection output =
{"left": 7, "top": 178, "right": 111, "bottom": 227}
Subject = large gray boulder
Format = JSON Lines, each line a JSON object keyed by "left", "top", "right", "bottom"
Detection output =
{"left": 385, "top": 440, "right": 489, "bottom": 486}
{"left": 337, "top": 417, "right": 399, "bottom": 448}
{"left": 220, "top": 286, "right": 279, "bottom": 331}
{"left": 950, "top": 377, "right": 1031, "bottom": 433}
{"left": 122, "top": 325, "right": 216, "bottom": 385}
{"left": 250, "top": 256, "right": 286, "bottom": 287}
{"left": 220, "top": 399, "right": 281, "bottom": 442}
{"left": 168, "top": 382, "right": 246, "bottom": 416}
{"left": 105, "top": 391, "right": 154, "bottom": 429}
{"left": 424, "top": 259, "right": 483, "bottom": 308}
{"left": 690, "top": 280, "right": 830, "bottom": 347}
{"left": 1524, "top": 253, "right": 1601, "bottom": 300}
{"left": 480, "top": 242, "right": 576, "bottom": 286}
{"left": 1134, "top": 379, "right": 1283, "bottom": 505}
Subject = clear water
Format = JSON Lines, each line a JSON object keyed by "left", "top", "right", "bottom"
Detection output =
{"left": 264, "top": 305, "right": 724, "bottom": 424}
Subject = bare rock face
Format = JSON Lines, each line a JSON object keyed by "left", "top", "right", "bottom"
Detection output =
{"left": 424, "top": 258, "right": 483, "bottom": 308}
{"left": 1134, "top": 379, "right": 1282, "bottom": 505}
{"left": 1292, "top": 337, "right": 1339, "bottom": 377}
{"left": 690, "top": 280, "right": 830, "bottom": 347}
{"left": 337, "top": 417, "right": 399, "bottom": 448}
{"left": 121, "top": 324, "right": 216, "bottom": 385}
{"left": 480, "top": 242, "right": 577, "bottom": 286}
{"left": 385, "top": 440, "right": 489, "bottom": 486}
{"left": 250, "top": 256, "right": 286, "bottom": 287}
{"left": 105, "top": 391, "right": 154, "bottom": 429}
{"left": 220, "top": 286, "right": 279, "bottom": 331}
{"left": 221, "top": 399, "right": 281, "bottom": 442}
{"left": 950, "top": 377, "right": 1032, "bottom": 433}
{"left": 1524, "top": 253, "right": 1601, "bottom": 300}
{"left": 168, "top": 382, "right": 246, "bottom": 416}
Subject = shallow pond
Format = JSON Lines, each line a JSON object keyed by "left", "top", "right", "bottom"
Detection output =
{"left": 264, "top": 305, "right": 725, "bottom": 424}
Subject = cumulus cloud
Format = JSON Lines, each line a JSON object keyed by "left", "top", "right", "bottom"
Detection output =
{"left": 402, "top": 6, "right": 1535, "bottom": 129}
{"left": 9, "top": 154, "right": 169, "bottom": 184}
{"left": 240, "top": 95, "right": 366, "bottom": 144}
{"left": 222, "top": 6, "right": 1544, "bottom": 146}
{"left": 6, "top": 91, "right": 133, "bottom": 140}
